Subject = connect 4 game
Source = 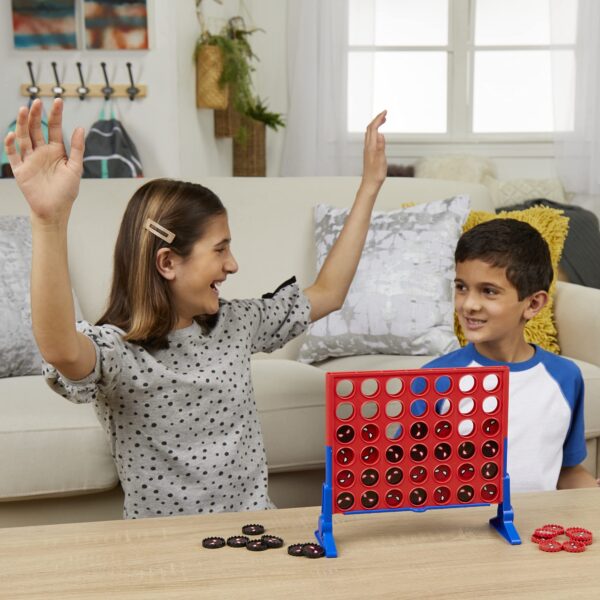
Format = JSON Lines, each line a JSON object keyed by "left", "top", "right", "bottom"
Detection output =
{"left": 315, "top": 366, "right": 521, "bottom": 557}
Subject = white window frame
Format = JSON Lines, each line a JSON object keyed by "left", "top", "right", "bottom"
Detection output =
{"left": 346, "top": 0, "right": 571, "bottom": 160}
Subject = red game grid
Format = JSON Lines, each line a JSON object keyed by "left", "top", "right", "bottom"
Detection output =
{"left": 326, "top": 366, "right": 509, "bottom": 514}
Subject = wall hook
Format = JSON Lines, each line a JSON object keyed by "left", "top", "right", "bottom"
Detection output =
{"left": 26, "top": 61, "right": 40, "bottom": 100}
{"left": 50, "top": 62, "right": 65, "bottom": 98}
{"left": 125, "top": 62, "right": 140, "bottom": 101}
{"left": 75, "top": 62, "right": 90, "bottom": 101}
{"left": 100, "top": 62, "right": 114, "bottom": 100}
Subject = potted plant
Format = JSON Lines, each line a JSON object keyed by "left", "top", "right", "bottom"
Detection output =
{"left": 194, "top": 11, "right": 285, "bottom": 175}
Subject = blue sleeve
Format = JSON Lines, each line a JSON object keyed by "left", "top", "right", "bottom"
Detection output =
{"left": 540, "top": 352, "right": 587, "bottom": 467}
{"left": 562, "top": 370, "right": 587, "bottom": 467}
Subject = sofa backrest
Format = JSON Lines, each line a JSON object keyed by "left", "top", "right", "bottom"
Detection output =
{"left": 0, "top": 177, "right": 492, "bottom": 359}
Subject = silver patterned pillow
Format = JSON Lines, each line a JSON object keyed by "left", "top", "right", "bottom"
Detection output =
{"left": 0, "top": 216, "right": 42, "bottom": 377}
{"left": 298, "top": 195, "right": 470, "bottom": 363}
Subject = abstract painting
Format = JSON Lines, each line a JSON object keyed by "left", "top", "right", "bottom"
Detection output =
{"left": 84, "top": 0, "right": 148, "bottom": 50}
{"left": 12, "top": 0, "right": 77, "bottom": 50}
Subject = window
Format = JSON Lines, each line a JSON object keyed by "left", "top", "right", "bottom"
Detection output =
{"left": 347, "top": 0, "right": 577, "bottom": 139}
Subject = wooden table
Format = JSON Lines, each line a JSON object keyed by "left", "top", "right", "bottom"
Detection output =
{"left": 1, "top": 488, "right": 598, "bottom": 599}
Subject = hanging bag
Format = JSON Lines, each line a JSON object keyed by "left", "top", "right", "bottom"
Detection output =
{"left": 82, "top": 100, "right": 143, "bottom": 178}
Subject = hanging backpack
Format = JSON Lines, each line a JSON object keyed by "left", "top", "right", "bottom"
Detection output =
{"left": 82, "top": 101, "right": 143, "bottom": 178}
{"left": 1, "top": 99, "right": 49, "bottom": 178}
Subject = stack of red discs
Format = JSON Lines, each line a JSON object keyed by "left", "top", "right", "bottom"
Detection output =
{"left": 531, "top": 523, "right": 593, "bottom": 553}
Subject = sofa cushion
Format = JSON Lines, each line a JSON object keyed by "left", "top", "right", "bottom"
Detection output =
{"left": 456, "top": 207, "right": 569, "bottom": 354}
{"left": 298, "top": 196, "right": 470, "bottom": 363}
{"left": 0, "top": 375, "right": 119, "bottom": 500}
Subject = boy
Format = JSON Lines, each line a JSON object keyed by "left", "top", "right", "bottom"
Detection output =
{"left": 425, "top": 218, "right": 597, "bottom": 492}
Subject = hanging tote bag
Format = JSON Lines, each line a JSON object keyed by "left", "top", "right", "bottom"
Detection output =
{"left": 82, "top": 101, "right": 143, "bottom": 178}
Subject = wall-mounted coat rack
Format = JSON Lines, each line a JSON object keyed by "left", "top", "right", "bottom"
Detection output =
{"left": 20, "top": 61, "right": 147, "bottom": 100}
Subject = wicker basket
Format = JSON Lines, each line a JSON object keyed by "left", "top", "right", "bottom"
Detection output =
{"left": 233, "top": 118, "right": 266, "bottom": 176}
{"left": 196, "top": 45, "right": 228, "bottom": 109}
{"left": 214, "top": 103, "right": 241, "bottom": 138}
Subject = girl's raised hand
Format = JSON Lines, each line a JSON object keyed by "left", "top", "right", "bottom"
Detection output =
{"left": 4, "top": 98, "right": 84, "bottom": 222}
{"left": 362, "top": 109, "right": 387, "bottom": 191}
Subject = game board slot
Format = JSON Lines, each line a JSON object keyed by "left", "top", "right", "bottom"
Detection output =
{"left": 433, "top": 486, "right": 451, "bottom": 505}
{"left": 458, "top": 419, "right": 475, "bottom": 437}
{"left": 481, "top": 483, "right": 499, "bottom": 501}
{"left": 482, "top": 373, "right": 500, "bottom": 392}
{"left": 434, "top": 420, "right": 452, "bottom": 438}
{"left": 410, "top": 376, "right": 429, "bottom": 395}
{"left": 458, "top": 397, "right": 475, "bottom": 415}
{"left": 336, "top": 491, "right": 355, "bottom": 511}
{"left": 385, "top": 444, "right": 404, "bottom": 464}
{"left": 385, "top": 422, "right": 403, "bottom": 441}
{"left": 385, "top": 466, "right": 404, "bottom": 485}
{"left": 336, "top": 469, "right": 355, "bottom": 488}
{"left": 434, "top": 397, "right": 452, "bottom": 416}
{"left": 457, "top": 440, "right": 476, "bottom": 459}
{"left": 456, "top": 484, "right": 475, "bottom": 503}
{"left": 361, "top": 490, "right": 379, "bottom": 509}
{"left": 433, "top": 464, "right": 451, "bottom": 482}
{"left": 336, "top": 447, "right": 355, "bottom": 466}
{"left": 409, "top": 465, "right": 428, "bottom": 484}
{"left": 458, "top": 374, "right": 476, "bottom": 393}
{"left": 336, "top": 379, "right": 354, "bottom": 398}
{"left": 482, "top": 417, "right": 500, "bottom": 436}
{"left": 360, "top": 445, "right": 380, "bottom": 465}
{"left": 434, "top": 375, "right": 452, "bottom": 394}
{"left": 335, "top": 401, "right": 354, "bottom": 420}
{"left": 434, "top": 442, "right": 452, "bottom": 460}
{"left": 385, "top": 377, "right": 404, "bottom": 396}
{"left": 385, "top": 399, "right": 403, "bottom": 418}
{"left": 457, "top": 463, "right": 476, "bottom": 482}
{"left": 409, "top": 421, "right": 429, "bottom": 440}
{"left": 361, "top": 423, "right": 379, "bottom": 442}
{"left": 361, "top": 378, "right": 379, "bottom": 398}
{"left": 481, "top": 439, "right": 500, "bottom": 458}
{"left": 361, "top": 400, "right": 379, "bottom": 419}
{"left": 336, "top": 424, "right": 355, "bottom": 444}
{"left": 482, "top": 395, "right": 499, "bottom": 414}
{"left": 410, "top": 399, "right": 428, "bottom": 417}
{"left": 409, "top": 443, "right": 428, "bottom": 462}
{"left": 385, "top": 489, "right": 403, "bottom": 507}
{"left": 409, "top": 487, "right": 427, "bottom": 506}
{"left": 481, "top": 461, "right": 499, "bottom": 479}
{"left": 361, "top": 468, "right": 379, "bottom": 486}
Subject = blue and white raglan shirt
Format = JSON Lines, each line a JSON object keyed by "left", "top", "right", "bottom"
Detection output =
{"left": 424, "top": 344, "right": 587, "bottom": 493}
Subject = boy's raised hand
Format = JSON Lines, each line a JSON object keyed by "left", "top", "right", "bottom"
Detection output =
{"left": 4, "top": 98, "right": 84, "bottom": 222}
{"left": 362, "top": 109, "right": 387, "bottom": 191}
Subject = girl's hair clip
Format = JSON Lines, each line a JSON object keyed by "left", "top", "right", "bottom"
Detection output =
{"left": 144, "top": 218, "right": 175, "bottom": 244}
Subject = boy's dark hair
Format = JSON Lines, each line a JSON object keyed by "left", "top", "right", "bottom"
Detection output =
{"left": 455, "top": 218, "right": 553, "bottom": 300}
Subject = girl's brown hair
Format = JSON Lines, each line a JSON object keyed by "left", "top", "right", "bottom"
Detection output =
{"left": 96, "top": 178, "right": 226, "bottom": 349}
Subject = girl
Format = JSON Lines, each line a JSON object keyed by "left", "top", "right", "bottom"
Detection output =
{"left": 5, "top": 98, "right": 387, "bottom": 518}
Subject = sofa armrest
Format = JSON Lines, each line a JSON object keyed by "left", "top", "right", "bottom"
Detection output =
{"left": 554, "top": 281, "right": 600, "bottom": 368}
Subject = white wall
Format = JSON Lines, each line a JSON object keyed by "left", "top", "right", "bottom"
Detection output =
{"left": 0, "top": 0, "right": 556, "bottom": 180}
{"left": 0, "top": 0, "right": 286, "bottom": 179}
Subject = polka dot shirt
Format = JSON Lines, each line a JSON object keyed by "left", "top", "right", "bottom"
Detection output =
{"left": 43, "top": 279, "right": 311, "bottom": 519}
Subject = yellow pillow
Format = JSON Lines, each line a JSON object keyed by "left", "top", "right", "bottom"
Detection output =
{"left": 454, "top": 206, "right": 569, "bottom": 354}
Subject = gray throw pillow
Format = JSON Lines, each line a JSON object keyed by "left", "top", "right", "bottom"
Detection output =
{"left": 0, "top": 216, "right": 41, "bottom": 377}
{"left": 297, "top": 195, "right": 470, "bottom": 364}
{"left": 0, "top": 216, "right": 83, "bottom": 378}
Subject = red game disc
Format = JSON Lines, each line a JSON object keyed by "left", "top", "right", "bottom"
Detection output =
{"left": 538, "top": 539, "right": 562, "bottom": 553}
{"left": 562, "top": 540, "right": 586, "bottom": 553}
{"left": 565, "top": 527, "right": 593, "bottom": 545}
{"left": 533, "top": 528, "right": 558, "bottom": 540}
{"left": 541, "top": 523, "right": 564, "bottom": 536}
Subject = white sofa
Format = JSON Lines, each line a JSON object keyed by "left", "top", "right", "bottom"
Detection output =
{"left": 1, "top": 177, "right": 599, "bottom": 528}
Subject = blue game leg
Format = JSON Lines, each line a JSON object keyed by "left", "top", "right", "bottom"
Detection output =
{"left": 489, "top": 447, "right": 521, "bottom": 545}
{"left": 315, "top": 447, "right": 337, "bottom": 557}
